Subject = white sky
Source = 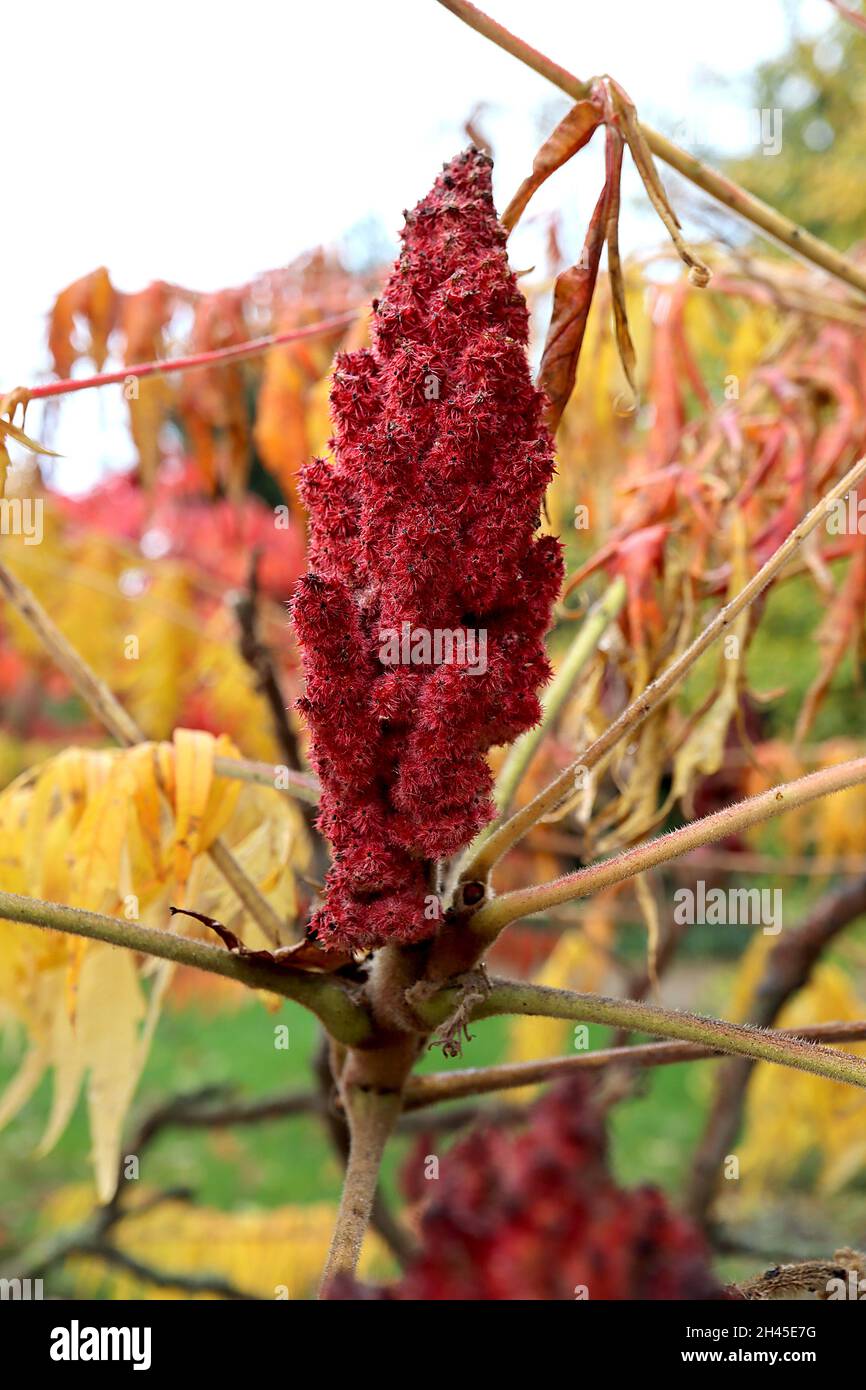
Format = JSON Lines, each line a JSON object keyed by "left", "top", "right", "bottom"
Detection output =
{"left": 1, "top": 0, "right": 834, "bottom": 491}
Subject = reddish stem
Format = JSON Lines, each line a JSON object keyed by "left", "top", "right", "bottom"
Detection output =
{"left": 21, "top": 311, "right": 359, "bottom": 403}
{"left": 826, "top": 0, "right": 866, "bottom": 36}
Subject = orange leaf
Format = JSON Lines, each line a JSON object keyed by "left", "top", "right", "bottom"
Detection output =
{"left": 48, "top": 267, "right": 118, "bottom": 378}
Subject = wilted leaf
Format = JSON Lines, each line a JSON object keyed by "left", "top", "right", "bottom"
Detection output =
{"left": 0, "top": 738, "right": 310, "bottom": 1191}
{"left": 602, "top": 127, "right": 636, "bottom": 401}
{"left": 501, "top": 98, "right": 602, "bottom": 233}
{"left": 797, "top": 541, "right": 866, "bottom": 742}
{"left": 538, "top": 181, "right": 610, "bottom": 432}
{"left": 609, "top": 80, "right": 710, "bottom": 287}
{"left": 48, "top": 266, "right": 118, "bottom": 378}
{"left": 670, "top": 515, "right": 751, "bottom": 806}
{"left": 77, "top": 944, "right": 148, "bottom": 1202}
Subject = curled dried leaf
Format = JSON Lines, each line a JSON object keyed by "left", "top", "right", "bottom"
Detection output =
{"left": 603, "top": 126, "right": 637, "bottom": 403}
{"left": 538, "top": 181, "right": 610, "bottom": 432}
{"left": 501, "top": 98, "right": 602, "bottom": 233}
{"left": 606, "top": 78, "right": 711, "bottom": 287}
{"left": 168, "top": 906, "right": 355, "bottom": 973}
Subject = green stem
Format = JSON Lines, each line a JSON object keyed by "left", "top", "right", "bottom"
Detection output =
{"left": 414, "top": 978, "right": 866, "bottom": 1090}
{"left": 0, "top": 890, "right": 370, "bottom": 1046}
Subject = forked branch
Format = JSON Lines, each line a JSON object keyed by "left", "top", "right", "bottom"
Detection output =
{"left": 467, "top": 756, "right": 866, "bottom": 941}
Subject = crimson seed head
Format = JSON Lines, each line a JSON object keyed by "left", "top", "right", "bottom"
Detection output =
{"left": 292, "top": 148, "right": 563, "bottom": 951}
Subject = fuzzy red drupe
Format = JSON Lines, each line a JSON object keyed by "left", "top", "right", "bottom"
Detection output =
{"left": 292, "top": 149, "right": 563, "bottom": 951}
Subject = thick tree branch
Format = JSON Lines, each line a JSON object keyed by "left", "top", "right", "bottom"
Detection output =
{"left": 461, "top": 454, "right": 866, "bottom": 883}
{"left": 319, "top": 1086, "right": 403, "bottom": 1295}
{"left": 0, "top": 890, "right": 371, "bottom": 1046}
{"left": 436, "top": 0, "right": 866, "bottom": 297}
{"left": 310, "top": 1037, "right": 416, "bottom": 1269}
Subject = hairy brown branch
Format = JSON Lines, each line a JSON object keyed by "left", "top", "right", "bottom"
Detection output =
{"left": 410, "top": 977, "right": 866, "bottom": 1090}
{"left": 404, "top": 1021, "right": 866, "bottom": 1108}
{"left": 467, "top": 757, "right": 866, "bottom": 941}
{"left": 312, "top": 1037, "right": 416, "bottom": 1269}
{"left": 319, "top": 1085, "right": 403, "bottom": 1296}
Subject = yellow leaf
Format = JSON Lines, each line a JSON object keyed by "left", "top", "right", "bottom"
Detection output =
{"left": 172, "top": 728, "right": 216, "bottom": 902}
{"left": 68, "top": 757, "right": 132, "bottom": 912}
{"left": 77, "top": 944, "right": 147, "bottom": 1203}
{"left": 731, "top": 961, "right": 866, "bottom": 1200}
{"left": 127, "top": 742, "right": 165, "bottom": 884}
{"left": 0, "top": 415, "right": 61, "bottom": 459}
{"left": 0, "top": 1042, "right": 48, "bottom": 1130}
{"left": 42, "top": 1187, "right": 390, "bottom": 1300}
{"left": 199, "top": 734, "right": 244, "bottom": 847}
{"left": 37, "top": 989, "right": 85, "bottom": 1157}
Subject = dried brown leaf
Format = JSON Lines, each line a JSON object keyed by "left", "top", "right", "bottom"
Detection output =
{"left": 501, "top": 99, "right": 602, "bottom": 233}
